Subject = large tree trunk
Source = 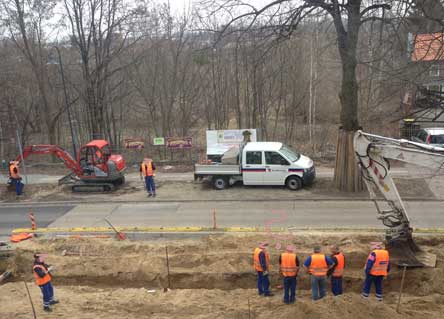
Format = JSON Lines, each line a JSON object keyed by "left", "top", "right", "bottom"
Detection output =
{"left": 331, "top": 0, "right": 363, "bottom": 192}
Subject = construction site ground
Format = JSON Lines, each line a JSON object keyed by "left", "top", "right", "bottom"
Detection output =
{"left": 1, "top": 232, "right": 444, "bottom": 318}
{"left": 1, "top": 163, "right": 443, "bottom": 202}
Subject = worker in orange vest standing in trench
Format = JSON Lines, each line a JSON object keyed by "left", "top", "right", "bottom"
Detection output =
{"left": 33, "top": 253, "right": 59, "bottom": 312}
{"left": 327, "top": 245, "right": 345, "bottom": 296}
{"left": 253, "top": 242, "right": 273, "bottom": 297}
{"left": 279, "top": 245, "right": 300, "bottom": 304}
{"left": 304, "top": 246, "right": 334, "bottom": 301}
{"left": 140, "top": 157, "right": 156, "bottom": 197}
{"left": 361, "top": 242, "right": 391, "bottom": 301}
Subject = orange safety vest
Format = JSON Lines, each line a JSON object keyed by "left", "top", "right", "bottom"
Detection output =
{"left": 309, "top": 253, "right": 328, "bottom": 276}
{"left": 280, "top": 252, "right": 298, "bottom": 277}
{"left": 141, "top": 162, "right": 154, "bottom": 177}
{"left": 332, "top": 252, "right": 345, "bottom": 277}
{"left": 253, "top": 248, "right": 270, "bottom": 272}
{"left": 368, "top": 249, "right": 389, "bottom": 276}
{"left": 9, "top": 163, "right": 19, "bottom": 179}
{"left": 33, "top": 264, "right": 51, "bottom": 286}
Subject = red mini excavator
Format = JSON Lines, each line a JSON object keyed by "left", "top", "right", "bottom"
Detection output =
{"left": 15, "top": 140, "right": 126, "bottom": 192}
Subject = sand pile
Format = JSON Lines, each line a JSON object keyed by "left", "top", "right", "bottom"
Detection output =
{"left": 1, "top": 232, "right": 443, "bottom": 318}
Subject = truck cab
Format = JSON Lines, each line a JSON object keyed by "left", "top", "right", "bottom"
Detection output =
{"left": 241, "top": 142, "right": 315, "bottom": 189}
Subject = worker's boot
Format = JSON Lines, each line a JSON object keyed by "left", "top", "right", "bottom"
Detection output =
{"left": 43, "top": 306, "right": 52, "bottom": 312}
{"left": 50, "top": 299, "right": 59, "bottom": 305}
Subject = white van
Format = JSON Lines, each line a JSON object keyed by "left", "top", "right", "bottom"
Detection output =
{"left": 194, "top": 142, "right": 315, "bottom": 190}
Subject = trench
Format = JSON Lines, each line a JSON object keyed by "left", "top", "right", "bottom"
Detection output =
{"left": 3, "top": 249, "right": 443, "bottom": 297}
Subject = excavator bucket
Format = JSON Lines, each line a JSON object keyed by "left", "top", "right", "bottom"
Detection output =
{"left": 387, "top": 234, "right": 436, "bottom": 268}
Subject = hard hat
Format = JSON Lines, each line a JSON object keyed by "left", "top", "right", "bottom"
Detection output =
{"left": 286, "top": 245, "right": 295, "bottom": 252}
{"left": 259, "top": 242, "right": 269, "bottom": 249}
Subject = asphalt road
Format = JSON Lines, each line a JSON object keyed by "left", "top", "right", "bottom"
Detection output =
{"left": 1, "top": 201, "right": 443, "bottom": 236}
{"left": 0, "top": 205, "right": 74, "bottom": 239}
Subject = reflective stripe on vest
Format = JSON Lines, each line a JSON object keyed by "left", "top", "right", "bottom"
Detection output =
{"left": 141, "top": 162, "right": 153, "bottom": 177}
{"left": 9, "top": 163, "right": 19, "bottom": 179}
{"left": 253, "top": 248, "right": 270, "bottom": 272}
{"left": 332, "top": 252, "right": 345, "bottom": 277}
{"left": 369, "top": 249, "right": 389, "bottom": 276}
{"left": 33, "top": 264, "right": 51, "bottom": 286}
{"left": 309, "top": 253, "right": 328, "bottom": 276}
{"left": 280, "top": 252, "right": 297, "bottom": 277}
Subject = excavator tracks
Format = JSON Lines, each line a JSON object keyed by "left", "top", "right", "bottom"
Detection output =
{"left": 71, "top": 183, "right": 115, "bottom": 193}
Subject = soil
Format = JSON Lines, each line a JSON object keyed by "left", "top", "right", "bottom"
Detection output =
{"left": 0, "top": 175, "right": 436, "bottom": 203}
{"left": 1, "top": 233, "right": 443, "bottom": 318}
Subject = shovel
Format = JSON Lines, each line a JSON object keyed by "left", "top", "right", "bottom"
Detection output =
{"left": 104, "top": 218, "right": 126, "bottom": 240}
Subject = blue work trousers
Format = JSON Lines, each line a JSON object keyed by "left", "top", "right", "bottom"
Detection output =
{"left": 283, "top": 276, "right": 297, "bottom": 303}
{"left": 257, "top": 271, "right": 270, "bottom": 295}
{"left": 331, "top": 276, "right": 343, "bottom": 296}
{"left": 362, "top": 274, "right": 384, "bottom": 300}
{"left": 39, "top": 281, "right": 54, "bottom": 307}
{"left": 145, "top": 176, "right": 156, "bottom": 194}
{"left": 311, "top": 275, "right": 327, "bottom": 300}
{"left": 11, "top": 178, "right": 23, "bottom": 195}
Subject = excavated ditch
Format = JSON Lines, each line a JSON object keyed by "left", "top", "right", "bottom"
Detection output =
{"left": 1, "top": 233, "right": 443, "bottom": 295}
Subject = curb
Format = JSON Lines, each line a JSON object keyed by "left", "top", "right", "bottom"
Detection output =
{"left": 11, "top": 227, "right": 444, "bottom": 234}
{"left": 1, "top": 197, "right": 443, "bottom": 207}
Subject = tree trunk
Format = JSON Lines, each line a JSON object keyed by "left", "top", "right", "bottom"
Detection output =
{"left": 331, "top": 0, "right": 363, "bottom": 192}
{"left": 333, "top": 129, "right": 362, "bottom": 192}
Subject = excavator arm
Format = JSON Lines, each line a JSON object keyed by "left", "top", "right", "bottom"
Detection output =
{"left": 354, "top": 131, "right": 444, "bottom": 267}
{"left": 16, "top": 145, "right": 82, "bottom": 176}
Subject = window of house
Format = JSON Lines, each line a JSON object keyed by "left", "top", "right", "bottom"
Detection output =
{"left": 430, "top": 64, "right": 440, "bottom": 77}
{"left": 246, "top": 151, "right": 262, "bottom": 165}
{"left": 426, "top": 84, "right": 442, "bottom": 92}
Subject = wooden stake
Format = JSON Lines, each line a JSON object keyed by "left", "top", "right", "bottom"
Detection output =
{"left": 213, "top": 208, "right": 217, "bottom": 230}
{"left": 165, "top": 246, "right": 171, "bottom": 290}
{"left": 248, "top": 297, "right": 251, "bottom": 319}
{"left": 23, "top": 281, "right": 37, "bottom": 319}
{"left": 396, "top": 264, "right": 408, "bottom": 313}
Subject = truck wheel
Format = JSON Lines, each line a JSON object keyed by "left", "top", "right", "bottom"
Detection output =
{"left": 286, "top": 176, "right": 302, "bottom": 191}
{"left": 213, "top": 176, "right": 228, "bottom": 190}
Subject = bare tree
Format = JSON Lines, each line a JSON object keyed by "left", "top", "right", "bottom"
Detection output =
{"left": 1, "top": 0, "right": 69, "bottom": 148}
{"left": 198, "top": 0, "right": 413, "bottom": 191}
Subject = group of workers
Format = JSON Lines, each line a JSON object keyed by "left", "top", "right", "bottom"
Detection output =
{"left": 254, "top": 241, "right": 390, "bottom": 304}
{"left": 30, "top": 239, "right": 389, "bottom": 312}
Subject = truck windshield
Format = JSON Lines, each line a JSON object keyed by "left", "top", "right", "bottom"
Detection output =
{"left": 280, "top": 145, "right": 300, "bottom": 162}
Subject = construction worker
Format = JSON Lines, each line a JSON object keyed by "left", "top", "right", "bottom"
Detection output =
{"left": 327, "top": 245, "right": 345, "bottom": 296}
{"left": 279, "top": 245, "right": 299, "bottom": 304}
{"left": 8, "top": 160, "right": 23, "bottom": 195}
{"left": 303, "top": 246, "right": 334, "bottom": 301}
{"left": 253, "top": 242, "right": 273, "bottom": 297}
{"left": 361, "top": 242, "right": 391, "bottom": 301}
{"left": 33, "top": 253, "right": 59, "bottom": 312}
{"left": 140, "top": 157, "right": 156, "bottom": 197}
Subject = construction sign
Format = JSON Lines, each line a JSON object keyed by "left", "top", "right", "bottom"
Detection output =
{"left": 166, "top": 137, "right": 192, "bottom": 149}
{"left": 123, "top": 138, "right": 144, "bottom": 149}
{"left": 153, "top": 137, "right": 165, "bottom": 146}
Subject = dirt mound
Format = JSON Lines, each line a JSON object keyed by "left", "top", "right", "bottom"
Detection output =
{"left": 1, "top": 233, "right": 444, "bottom": 318}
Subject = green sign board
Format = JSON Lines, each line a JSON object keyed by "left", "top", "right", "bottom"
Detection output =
{"left": 153, "top": 137, "right": 165, "bottom": 146}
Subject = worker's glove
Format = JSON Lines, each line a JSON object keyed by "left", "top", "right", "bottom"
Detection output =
{"left": 47, "top": 266, "right": 55, "bottom": 273}
{"left": 262, "top": 271, "right": 269, "bottom": 276}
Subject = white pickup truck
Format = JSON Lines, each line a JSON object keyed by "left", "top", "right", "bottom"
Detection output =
{"left": 194, "top": 142, "right": 315, "bottom": 190}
